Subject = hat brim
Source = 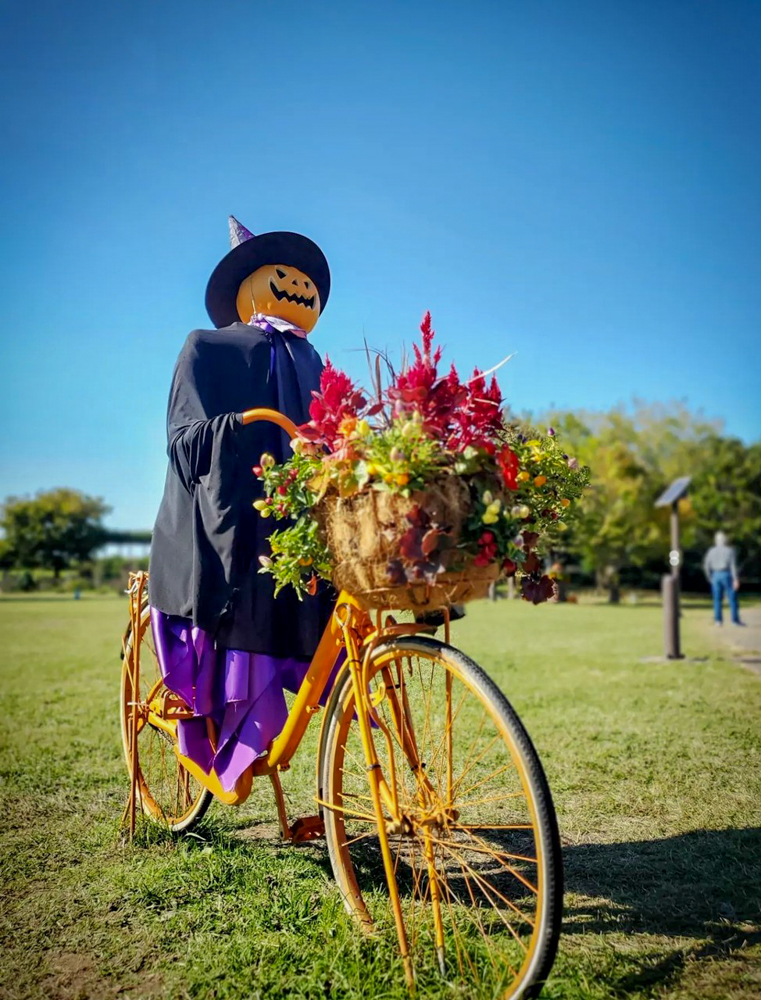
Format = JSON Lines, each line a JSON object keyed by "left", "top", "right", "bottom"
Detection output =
{"left": 205, "top": 231, "right": 331, "bottom": 328}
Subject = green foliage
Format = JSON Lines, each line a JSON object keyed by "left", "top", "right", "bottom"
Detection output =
{"left": 1, "top": 596, "right": 759, "bottom": 999}
{"left": 689, "top": 435, "right": 761, "bottom": 571}
{"left": 253, "top": 423, "right": 588, "bottom": 599}
{"left": 262, "top": 516, "right": 332, "bottom": 598}
{"left": 360, "top": 415, "right": 444, "bottom": 494}
{"left": 0, "top": 488, "right": 110, "bottom": 579}
{"left": 254, "top": 450, "right": 331, "bottom": 598}
{"left": 531, "top": 402, "right": 760, "bottom": 592}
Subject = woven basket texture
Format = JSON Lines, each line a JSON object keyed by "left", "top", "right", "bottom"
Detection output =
{"left": 314, "top": 478, "right": 500, "bottom": 611}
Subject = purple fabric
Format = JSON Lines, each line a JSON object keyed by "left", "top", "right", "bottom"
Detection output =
{"left": 248, "top": 313, "right": 308, "bottom": 338}
{"left": 229, "top": 215, "right": 255, "bottom": 248}
{"left": 150, "top": 607, "right": 341, "bottom": 792}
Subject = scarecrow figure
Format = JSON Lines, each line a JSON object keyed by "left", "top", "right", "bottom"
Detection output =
{"left": 149, "top": 217, "right": 334, "bottom": 793}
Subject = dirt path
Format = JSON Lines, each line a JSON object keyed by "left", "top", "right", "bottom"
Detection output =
{"left": 711, "top": 603, "right": 761, "bottom": 675}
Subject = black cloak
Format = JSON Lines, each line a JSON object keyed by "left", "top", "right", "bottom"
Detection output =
{"left": 149, "top": 322, "right": 332, "bottom": 656}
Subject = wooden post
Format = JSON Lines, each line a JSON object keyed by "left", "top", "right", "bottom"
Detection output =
{"left": 662, "top": 574, "right": 682, "bottom": 659}
{"left": 670, "top": 501, "right": 680, "bottom": 579}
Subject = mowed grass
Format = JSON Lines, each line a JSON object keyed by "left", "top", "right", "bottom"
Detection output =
{"left": 0, "top": 593, "right": 759, "bottom": 1000}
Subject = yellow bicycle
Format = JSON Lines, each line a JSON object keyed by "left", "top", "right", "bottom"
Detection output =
{"left": 120, "top": 409, "right": 563, "bottom": 1000}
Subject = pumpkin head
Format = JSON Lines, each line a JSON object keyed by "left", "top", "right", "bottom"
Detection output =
{"left": 236, "top": 263, "right": 321, "bottom": 332}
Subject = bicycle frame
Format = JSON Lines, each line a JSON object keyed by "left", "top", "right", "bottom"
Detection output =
{"left": 129, "top": 408, "right": 444, "bottom": 834}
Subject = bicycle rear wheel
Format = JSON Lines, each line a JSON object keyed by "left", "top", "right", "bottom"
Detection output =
{"left": 318, "top": 635, "right": 562, "bottom": 999}
{"left": 121, "top": 603, "right": 212, "bottom": 832}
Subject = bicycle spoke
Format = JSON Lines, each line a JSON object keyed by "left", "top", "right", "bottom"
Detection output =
{"left": 324, "top": 640, "right": 557, "bottom": 999}
{"left": 122, "top": 610, "right": 207, "bottom": 830}
{"left": 434, "top": 837, "right": 532, "bottom": 948}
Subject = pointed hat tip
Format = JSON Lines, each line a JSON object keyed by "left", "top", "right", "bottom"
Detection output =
{"left": 228, "top": 215, "right": 255, "bottom": 249}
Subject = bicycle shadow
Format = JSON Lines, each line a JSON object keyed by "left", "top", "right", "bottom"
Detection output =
{"left": 220, "top": 818, "right": 761, "bottom": 995}
{"left": 562, "top": 827, "right": 761, "bottom": 995}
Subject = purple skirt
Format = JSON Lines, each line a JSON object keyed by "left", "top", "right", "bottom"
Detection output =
{"left": 150, "top": 608, "right": 340, "bottom": 792}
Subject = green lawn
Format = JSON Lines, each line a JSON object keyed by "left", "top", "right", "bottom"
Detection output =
{"left": 0, "top": 594, "right": 759, "bottom": 999}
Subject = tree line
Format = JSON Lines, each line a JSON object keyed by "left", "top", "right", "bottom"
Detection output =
{"left": 534, "top": 401, "right": 760, "bottom": 599}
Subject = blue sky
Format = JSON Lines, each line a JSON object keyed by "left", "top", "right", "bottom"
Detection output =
{"left": 1, "top": 0, "right": 759, "bottom": 530}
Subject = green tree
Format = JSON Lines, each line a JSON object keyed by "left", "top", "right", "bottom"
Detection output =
{"left": 0, "top": 488, "right": 111, "bottom": 580}
{"left": 688, "top": 435, "right": 761, "bottom": 575}
{"left": 536, "top": 402, "right": 729, "bottom": 600}
{"left": 549, "top": 411, "right": 662, "bottom": 600}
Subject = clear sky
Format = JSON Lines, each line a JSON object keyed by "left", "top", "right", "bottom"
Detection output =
{"left": 1, "top": 1, "right": 759, "bottom": 530}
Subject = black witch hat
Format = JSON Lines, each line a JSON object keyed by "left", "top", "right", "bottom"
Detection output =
{"left": 205, "top": 216, "right": 331, "bottom": 328}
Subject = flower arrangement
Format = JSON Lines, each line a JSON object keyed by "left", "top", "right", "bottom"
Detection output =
{"left": 254, "top": 313, "right": 589, "bottom": 608}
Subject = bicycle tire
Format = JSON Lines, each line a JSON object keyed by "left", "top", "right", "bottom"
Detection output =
{"left": 318, "top": 634, "right": 562, "bottom": 999}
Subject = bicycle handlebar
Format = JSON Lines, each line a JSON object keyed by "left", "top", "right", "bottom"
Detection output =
{"left": 240, "top": 407, "right": 299, "bottom": 440}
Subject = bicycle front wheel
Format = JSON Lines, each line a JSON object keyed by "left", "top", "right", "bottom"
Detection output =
{"left": 318, "top": 635, "right": 562, "bottom": 1000}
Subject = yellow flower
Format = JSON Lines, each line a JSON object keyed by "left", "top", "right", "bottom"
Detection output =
{"left": 396, "top": 473, "right": 410, "bottom": 486}
{"left": 482, "top": 490, "right": 494, "bottom": 505}
{"left": 260, "top": 452, "right": 276, "bottom": 470}
{"left": 534, "top": 475, "right": 547, "bottom": 487}
{"left": 356, "top": 419, "right": 370, "bottom": 437}
{"left": 482, "top": 511, "right": 499, "bottom": 525}
{"left": 366, "top": 463, "right": 377, "bottom": 476}
{"left": 253, "top": 499, "right": 268, "bottom": 511}
{"left": 259, "top": 507, "right": 272, "bottom": 518}
{"left": 517, "top": 470, "right": 530, "bottom": 482}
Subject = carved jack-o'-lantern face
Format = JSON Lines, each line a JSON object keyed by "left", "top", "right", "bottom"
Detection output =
{"left": 236, "top": 263, "right": 321, "bottom": 332}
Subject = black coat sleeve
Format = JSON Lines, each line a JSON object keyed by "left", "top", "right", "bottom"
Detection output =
{"left": 164, "top": 331, "right": 269, "bottom": 492}
{"left": 168, "top": 413, "right": 239, "bottom": 492}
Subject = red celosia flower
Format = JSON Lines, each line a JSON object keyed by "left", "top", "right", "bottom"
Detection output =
{"left": 299, "top": 357, "right": 366, "bottom": 450}
{"left": 496, "top": 446, "right": 519, "bottom": 490}
{"left": 388, "top": 313, "right": 475, "bottom": 444}
{"left": 390, "top": 314, "right": 455, "bottom": 433}
{"left": 447, "top": 369, "right": 503, "bottom": 451}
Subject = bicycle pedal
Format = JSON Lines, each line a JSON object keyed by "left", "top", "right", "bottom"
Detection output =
{"left": 288, "top": 815, "right": 325, "bottom": 843}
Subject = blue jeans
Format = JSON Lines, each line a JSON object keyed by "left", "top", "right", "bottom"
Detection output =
{"left": 711, "top": 570, "right": 739, "bottom": 623}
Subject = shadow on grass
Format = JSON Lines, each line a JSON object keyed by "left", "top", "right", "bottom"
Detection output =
{"left": 563, "top": 827, "right": 761, "bottom": 994}
{"left": 140, "top": 818, "right": 760, "bottom": 996}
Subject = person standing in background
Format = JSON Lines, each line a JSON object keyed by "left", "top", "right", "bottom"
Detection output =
{"left": 703, "top": 531, "right": 743, "bottom": 626}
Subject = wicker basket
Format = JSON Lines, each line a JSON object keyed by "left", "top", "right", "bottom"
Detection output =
{"left": 314, "top": 478, "right": 500, "bottom": 611}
